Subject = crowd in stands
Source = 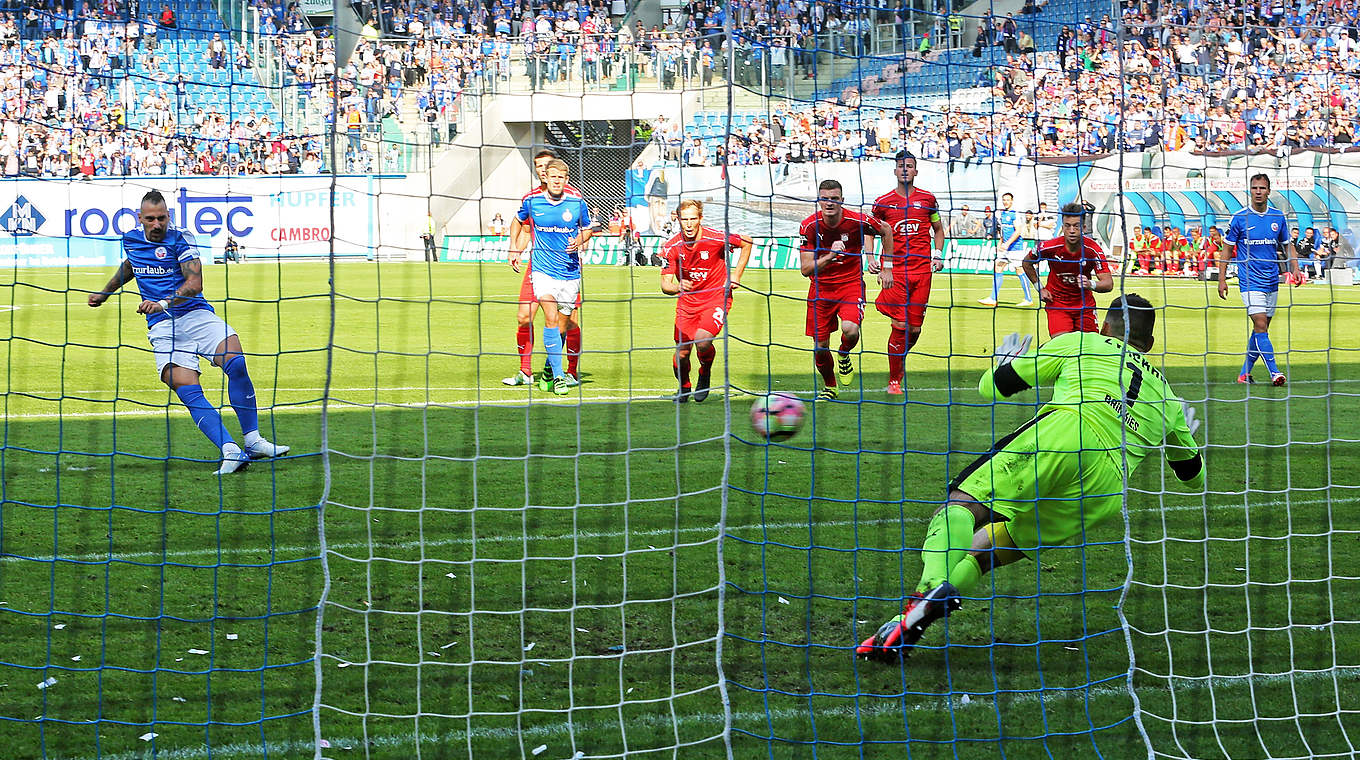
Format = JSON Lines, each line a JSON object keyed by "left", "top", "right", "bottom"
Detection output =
{"left": 0, "top": 4, "right": 320, "bottom": 177}
{"left": 5, "top": 0, "right": 1360, "bottom": 178}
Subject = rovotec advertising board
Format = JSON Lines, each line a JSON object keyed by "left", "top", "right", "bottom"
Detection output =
{"left": 1, "top": 176, "right": 381, "bottom": 267}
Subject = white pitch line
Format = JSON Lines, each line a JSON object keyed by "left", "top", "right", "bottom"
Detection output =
{"left": 69, "top": 667, "right": 1360, "bottom": 760}
{"left": 5, "top": 494, "right": 1353, "bottom": 567}
{"left": 3, "top": 377, "right": 1356, "bottom": 420}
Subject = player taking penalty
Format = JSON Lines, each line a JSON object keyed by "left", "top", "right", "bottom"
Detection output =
{"left": 659, "top": 200, "right": 753, "bottom": 402}
{"left": 1023, "top": 202, "right": 1113, "bottom": 337}
{"left": 857, "top": 294, "right": 1204, "bottom": 661}
{"left": 871, "top": 150, "right": 945, "bottom": 395}
{"left": 511, "top": 159, "right": 595, "bottom": 395}
{"left": 503, "top": 148, "right": 585, "bottom": 387}
{"left": 800, "top": 179, "right": 892, "bottom": 400}
{"left": 1217, "top": 173, "right": 1302, "bottom": 386}
{"left": 88, "top": 189, "right": 289, "bottom": 474}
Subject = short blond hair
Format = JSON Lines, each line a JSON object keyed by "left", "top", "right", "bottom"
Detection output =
{"left": 677, "top": 199, "right": 703, "bottom": 216}
{"left": 545, "top": 158, "right": 570, "bottom": 176}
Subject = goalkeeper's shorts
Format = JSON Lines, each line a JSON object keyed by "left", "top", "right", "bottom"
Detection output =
{"left": 949, "top": 408, "right": 1124, "bottom": 553}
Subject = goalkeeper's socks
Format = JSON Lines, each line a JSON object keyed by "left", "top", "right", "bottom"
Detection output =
{"left": 174, "top": 384, "right": 234, "bottom": 450}
{"left": 1016, "top": 271, "right": 1032, "bottom": 299}
{"left": 541, "top": 327, "right": 564, "bottom": 378}
{"left": 564, "top": 326, "right": 582, "bottom": 376}
{"left": 1254, "top": 331, "right": 1280, "bottom": 374}
{"left": 946, "top": 554, "right": 983, "bottom": 597}
{"left": 222, "top": 354, "right": 259, "bottom": 436}
{"left": 813, "top": 350, "right": 836, "bottom": 387}
{"left": 516, "top": 325, "right": 534, "bottom": 374}
{"left": 991, "top": 271, "right": 1004, "bottom": 301}
{"left": 887, "top": 327, "right": 906, "bottom": 384}
{"left": 918, "top": 503, "right": 976, "bottom": 591}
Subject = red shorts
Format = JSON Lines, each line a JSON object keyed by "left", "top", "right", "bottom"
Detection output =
{"left": 874, "top": 272, "right": 933, "bottom": 327}
{"left": 1046, "top": 304, "right": 1098, "bottom": 336}
{"left": 519, "top": 267, "right": 536, "bottom": 304}
{"left": 674, "top": 298, "right": 731, "bottom": 343}
{"left": 520, "top": 267, "right": 582, "bottom": 308}
{"left": 805, "top": 280, "right": 865, "bottom": 340}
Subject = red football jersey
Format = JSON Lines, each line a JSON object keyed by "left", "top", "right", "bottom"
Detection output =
{"left": 871, "top": 186, "right": 939, "bottom": 276}
{"left": 661, "top": 226, "right": 742, "bottom": 312}
{"left": 799, "top": 209, "right": 880, "bottom": 287}
{"left": 1036, "top": 235, "right": 1110, "bottom": 308}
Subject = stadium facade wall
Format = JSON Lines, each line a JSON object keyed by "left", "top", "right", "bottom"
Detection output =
{"left": 1062, "top": 151, "right": 1360, "bottom": 251}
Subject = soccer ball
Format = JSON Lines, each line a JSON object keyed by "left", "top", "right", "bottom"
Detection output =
{"left": 750, "top": 393, "right": 806, "bottom": 442}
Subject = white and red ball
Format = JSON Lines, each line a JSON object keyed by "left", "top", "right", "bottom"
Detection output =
{"left": 750, "top": 393, "right": 806, "bottom": 442}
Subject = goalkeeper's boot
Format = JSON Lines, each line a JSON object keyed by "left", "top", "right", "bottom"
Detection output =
{"left": 215, "top": 443, "right": 251, "bottom": 475}
{"left": 245, "top": 438, "right": 290, "bottom": 459}
{"left": 537, "top": 373, "right": 554, "bottom": 393}
{"left": 1236, "top": 373, "right": 1255, "bottom": 384}
{"left": 886, "top": 379, "right": 904, "bottom": 396}
{"left": 837, "top": 355, "right": 855, "bottom": 389}
{"left": 816, "top": 385, "right": 838, "bottom": 401}
{"left": 855, "top": 582, "right": 961, "bottom": 663}
{"left": 1271, "top": 372, "right": 1287, "bottom": 387}
{"left": 692, "top": 369, "right": 712, "bottom": 403}
{"left": 978, "top": 297, "right": 998, "bottom": 307}
{"left": 502, "top": 370, "right": 534, "bottom": 386}
{"left": 553, "top": 376, "right": 571, "bottom": 396}
{"left": 672, "top": 385, "right": 692, "bottom": 403}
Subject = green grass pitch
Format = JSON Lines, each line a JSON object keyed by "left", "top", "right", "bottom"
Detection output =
{"left": 1, "top": 261, "right": 1357, "bottom": 759}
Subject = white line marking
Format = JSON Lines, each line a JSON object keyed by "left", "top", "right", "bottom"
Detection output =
{"left": 6, "top": 495, "right": 1352, "bottom": 566}
{"left": 3, "top": 377, "right": 1355, "bottom": 420}
{"left": 69, "top": 666, "right": 1360, "bottom": 760}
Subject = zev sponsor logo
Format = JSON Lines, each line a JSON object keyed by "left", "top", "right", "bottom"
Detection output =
{"left": 1, "top": 195, "right": 45, "bottom": 235}
{"left": 63, "top": 188, "right": 255, "bottom": 238}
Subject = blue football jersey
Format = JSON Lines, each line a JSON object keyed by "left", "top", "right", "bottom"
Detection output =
{"left": 998, "top": 208, "right": 1020, "bottom": 250}
{"left": 1225, "top": 206, "right": 1289, "bottom": 293}
{"left": 122, "top": 228, "right": 213, "bottom": 326}
{"left": 517, "top": 190, "right": 591, "bottom": 280}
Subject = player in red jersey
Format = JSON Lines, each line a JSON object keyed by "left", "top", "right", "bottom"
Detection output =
{"left": 799, "top": 179, "right": 892, "bottom": 400}
{"left": 660, "top": 199, "right": 754, "bottom": 402}
{"left": 503, "top": 148, "right": 586, "bottom": 387}
{"left": 870, "top": 150, "right": 946, "bottom": 395}
{"left": 1022, "top": 202, "right": 1114, "bottom": 336}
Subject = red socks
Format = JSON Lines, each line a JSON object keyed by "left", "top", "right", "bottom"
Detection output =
{"left": 673, "top": 352, "right": 692, "bottom": 388}
{"left": 565, "top": 326, "right": 581, "bottom": 376}
{"left": 887, "top": 327, "right": 907, "bottom": 384}
{"left": 516, "top": 325, "right": 534, "bottom": 373}
{"left": 696, "top": 343, "right": 715, "bottom": 374}
{"left": 814, "top": 350, "right": 836, "bottom": 387}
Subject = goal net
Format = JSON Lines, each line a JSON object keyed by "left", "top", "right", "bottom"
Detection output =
{"left": 1, "top": 0, "right": 1358, "bottom": 758}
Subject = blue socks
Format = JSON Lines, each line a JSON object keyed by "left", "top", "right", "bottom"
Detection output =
{"left": 991, "top": 270, "right": 1031, "bottom": 300}
{"left": 542, "top": 326, "right": 564, "bottom": 379}
{"left": 174, "top": 384, "right": 234, "bottom": 450}
{"left": 222, "top": 354, "right": 259, "bottom": 436}
{"left": 1250, "top": 331, "right": 1280, "bottom": 375}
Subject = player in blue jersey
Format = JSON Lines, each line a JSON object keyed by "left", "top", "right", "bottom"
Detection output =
{"left": 1217, "top": 173, "right": 1302, "bottom": 386}
{"left": 88, "top": 190, "right": 289, "bottom": 474}
{"left": 511, "top": 158, "right": 595, "bottom": 395}
{"left": 979, "top": 192, "right": 1034, "bottom": 307}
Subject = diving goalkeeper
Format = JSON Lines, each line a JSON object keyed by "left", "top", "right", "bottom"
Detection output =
{"left": 856, "top": 293, "right": 1204, "bottom": 662}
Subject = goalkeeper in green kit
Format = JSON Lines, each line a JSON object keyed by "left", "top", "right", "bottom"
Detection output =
{"left": 856, "top": 294, "right": 1204, "bottom": 662}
